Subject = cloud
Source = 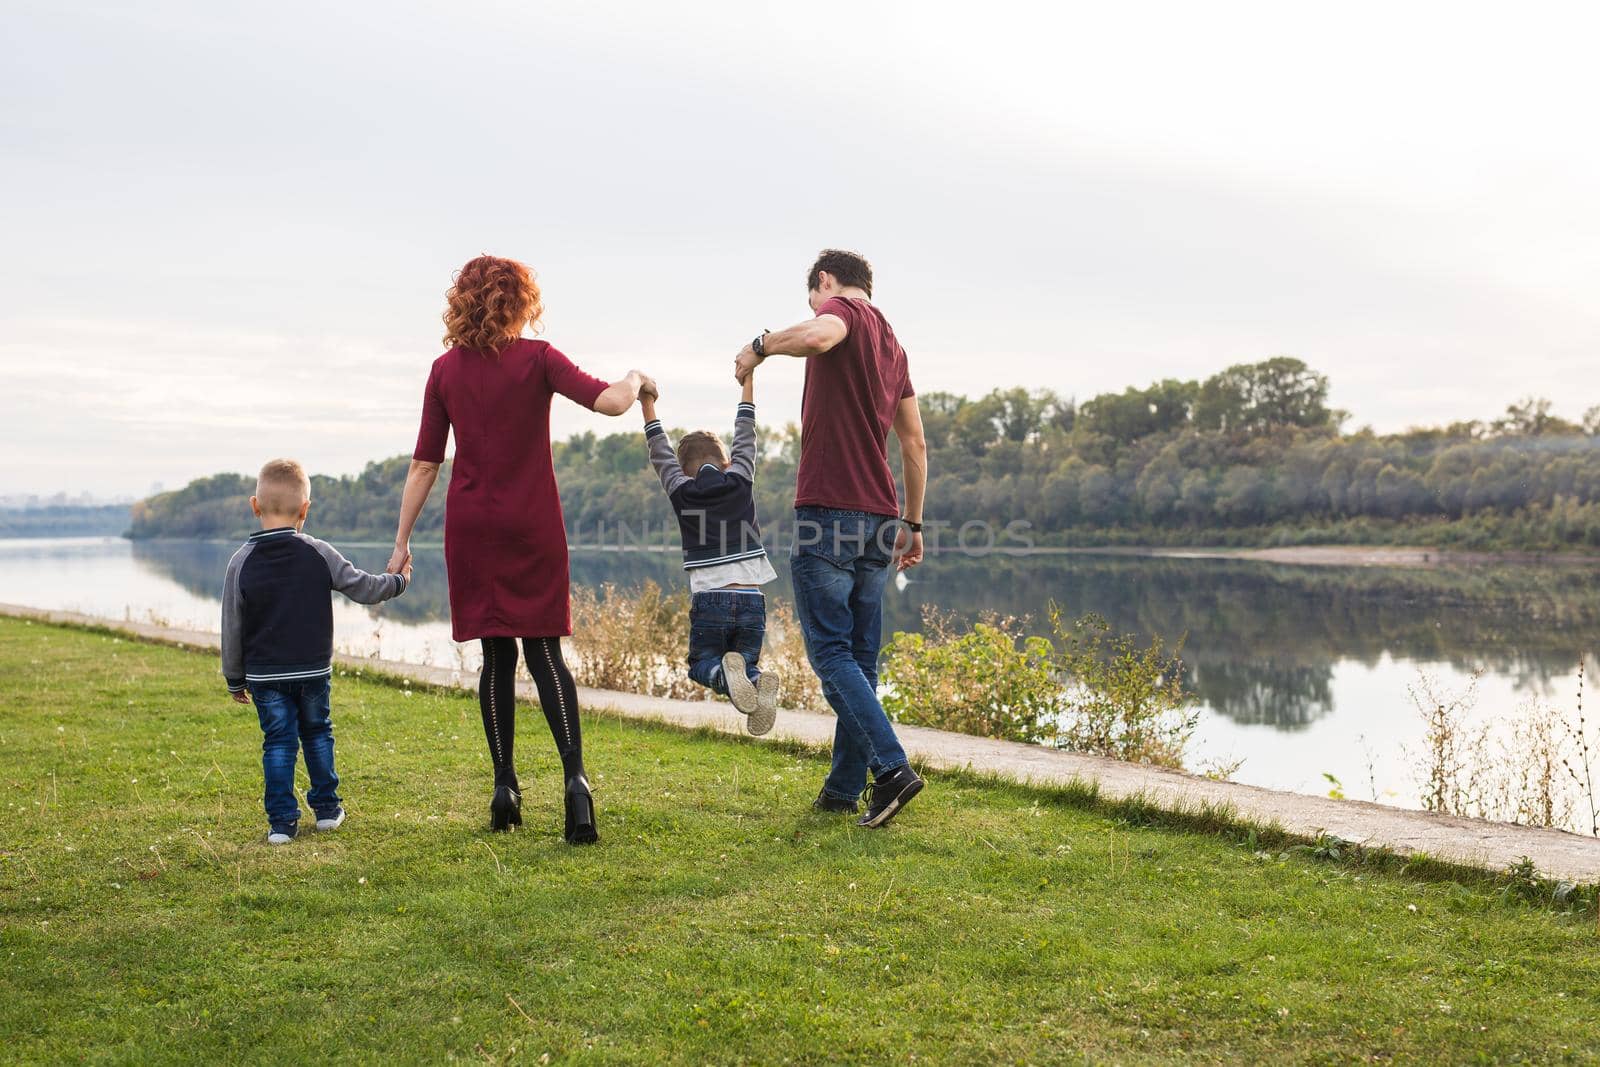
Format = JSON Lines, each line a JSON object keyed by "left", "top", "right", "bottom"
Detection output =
{"left": 4, "top": 1, "right": 1599, "bottom": 494}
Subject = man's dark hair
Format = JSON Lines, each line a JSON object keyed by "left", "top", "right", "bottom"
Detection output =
{"left": 807, "top": 249, "right": 873, "bottom": 297}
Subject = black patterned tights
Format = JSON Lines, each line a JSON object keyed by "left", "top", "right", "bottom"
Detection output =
{"left": 478, "top": 637, "right": 585, "bottom": 783}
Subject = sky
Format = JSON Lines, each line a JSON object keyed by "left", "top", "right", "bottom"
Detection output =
{"left": 3, "top": 1, "right": 1598, "bottom": 498}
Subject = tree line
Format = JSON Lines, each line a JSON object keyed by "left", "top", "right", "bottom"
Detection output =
{"left": 127, "top": 356, "right": 1600, "bottom": 550}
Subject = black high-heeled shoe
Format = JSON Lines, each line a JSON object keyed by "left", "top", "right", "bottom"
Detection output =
{"left": 489, "top": 771, "right": 522, "bottom": 832}
{"left": 564, "top": 774, "right": 598, "bottom": 845}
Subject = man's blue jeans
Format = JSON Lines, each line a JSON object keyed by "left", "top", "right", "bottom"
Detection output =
{"left": 251, "top": 677, "right": 341, "bottom": 829}
{"left": 791, "top": 506, "right": 908, "bottom": 801}
{"left": 687, "top": 590, "right": 766, "bottom": 695}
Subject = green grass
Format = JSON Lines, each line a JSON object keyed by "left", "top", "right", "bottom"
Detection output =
{"left": 3, "top": 618, "right": 1599, "bottom": 1065}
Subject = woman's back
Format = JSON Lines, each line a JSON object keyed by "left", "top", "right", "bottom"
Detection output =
{"left": 415, "top": 339, "right": 606, "bottom": 533}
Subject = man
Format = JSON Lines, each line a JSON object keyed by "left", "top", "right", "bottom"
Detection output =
{"left": 733, "top": 249, "right": 929, "bottom": 828}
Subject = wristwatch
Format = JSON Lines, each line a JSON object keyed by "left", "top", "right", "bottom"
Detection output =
{"left": 900, "top": 518, "right": 923, "bottom": 533}
{"left": 751, "top": 330, "right": 770, "bottom": 359}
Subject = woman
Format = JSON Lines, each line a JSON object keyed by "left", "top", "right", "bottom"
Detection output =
{"left": 388, "top": 255, "right": 648, "bottom": 843}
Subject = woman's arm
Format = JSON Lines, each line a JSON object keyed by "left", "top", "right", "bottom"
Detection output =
{"left": 387, "top": 459, "right": 440, "bottom": 574}
{"left": 592, "top": 370, "right": 648, "bottom": 416}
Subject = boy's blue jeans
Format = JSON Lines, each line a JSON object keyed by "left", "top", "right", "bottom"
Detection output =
{"left": 251, "top": 677, "right": 341, "bottom": 829}
{"left": 687, "top": 590, "right": 766, "bottom": 695}
{"left": 790, "top": 506, "right": 909, "bottom": 802}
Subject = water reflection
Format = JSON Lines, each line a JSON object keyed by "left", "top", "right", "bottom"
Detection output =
{"left": 125, "top": 540, "right": 1600, "bottom": 732}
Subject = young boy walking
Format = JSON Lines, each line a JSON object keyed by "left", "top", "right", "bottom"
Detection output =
{"left": 641, "top": 374, "right": 781, "bottom": 734}
{"left": 221, "top": 458, "right": 410, "bottom": 843}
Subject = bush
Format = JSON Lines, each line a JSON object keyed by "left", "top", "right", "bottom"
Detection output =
{"left": 1050, "top": 608, "right": 1196, "bottom": 769}
{"left": 569, "top": 583, "right": 1199, "bottom": 767}
{"left": 880, "top": 606, "right": 1198, "bottom": 768}
{"left": 1407, "top": 661, "right": 1600, "bottom": 835}
{"left": 881, "top": 611, "right": 1059, "bottom": 743}
{"left": 567, "top": 581, "right": 826, "bottom": 712}
{"left": 569, "top": 581, "right": 695, "bottom": 698}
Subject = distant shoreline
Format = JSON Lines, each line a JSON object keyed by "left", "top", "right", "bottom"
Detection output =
{"left": 63, "top": 535, "right": 1600, "bottom": 568}
{"left": 568, "top": 542, "right": 1600, "bottom": 568}
{"left": 1030, "top": 544, "right": 1600, "bottom": 568}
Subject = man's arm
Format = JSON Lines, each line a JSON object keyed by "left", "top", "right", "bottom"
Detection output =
{"left": 893, "top": 395, "right": 927, "bottom": 571}
{"left": 727, "top": 374, "right": 757, "bottom": 482}
{"left": 642, "top": 391, "right": 690, "bottom": 495}
{"left": 734, "top": 314, "right": 848, "bottom": 382}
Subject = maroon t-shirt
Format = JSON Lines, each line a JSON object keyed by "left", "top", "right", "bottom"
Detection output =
{"left": 794, "top": 296, "right": 915, "bottom": 516}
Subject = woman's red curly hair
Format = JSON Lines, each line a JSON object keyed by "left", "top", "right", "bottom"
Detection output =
{"left": 442, "top": 255, "right": 543, "bottom": 353}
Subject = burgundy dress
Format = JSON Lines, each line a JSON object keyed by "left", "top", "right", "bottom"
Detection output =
{"left": 413, "top": 340, "right": 608, "bottom": 641}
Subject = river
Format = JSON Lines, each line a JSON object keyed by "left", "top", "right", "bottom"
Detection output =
{"left": 4, "top": 536, "right": 1597, "bottom": 810}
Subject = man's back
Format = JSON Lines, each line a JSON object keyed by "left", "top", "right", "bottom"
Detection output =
{"left": 733, "top": 248, "right": 929, "bottom": 827}
{"left": 795, "top": 296, "right": 913, "bottom": 517}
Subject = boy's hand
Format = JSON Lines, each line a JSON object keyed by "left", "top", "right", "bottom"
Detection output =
{"left": 230, "top": 688, "right": 251, "bottom": 705}
{"left": 638, "top": 376, "right": 659, "bottom": 401}
{"left": 401, "top": 556, "right": 414, "bottom": 584}
{"left": 386, "top": 542, "right": 410, "bottom": 575}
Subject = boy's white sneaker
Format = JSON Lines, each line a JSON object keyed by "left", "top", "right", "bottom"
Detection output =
{"left": 267, "top": 823, "right": 298, "bottom": 845}
{"left": 314, "top": 807, "right": 346, "bottom": 831}
{"left": 750, "top": 669, "right": 780, "bottom": 737}
{"left": 722, "top": 652, "right": 761, "bottom": 721}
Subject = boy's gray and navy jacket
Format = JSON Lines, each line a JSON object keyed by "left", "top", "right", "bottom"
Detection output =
{"left": 645, "top": 401, "right": 769, "bottom": 570}
{"left": 220, "top": 528, "right": 406, "bottom": 693}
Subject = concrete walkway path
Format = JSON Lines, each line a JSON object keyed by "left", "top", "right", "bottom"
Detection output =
{"left": 9, "top": 602, "right": 1600, "bottom": 883}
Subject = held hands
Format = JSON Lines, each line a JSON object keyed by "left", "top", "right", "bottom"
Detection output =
{"left": 733, "top": 344, "right": 761, "bottom": 385}
{"left": 386, "top": 542, "right": 412, "bottom": 577}
{"left": 637, "top": 375, "right": 660, "bottom": 423}
{"left": 894, "top": 527, "right": 924, "bottom": 571}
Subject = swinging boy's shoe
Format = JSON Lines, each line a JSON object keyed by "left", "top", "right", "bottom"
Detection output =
{"left": 722, "top": 652, "right": 761, "bottom": 721}
{"left": 747, "top": 668, "right": 780, "bottom": 737}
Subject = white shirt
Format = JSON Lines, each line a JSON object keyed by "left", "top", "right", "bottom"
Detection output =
{"left": 688, "top": 553, "right": 779, "bottom": 594}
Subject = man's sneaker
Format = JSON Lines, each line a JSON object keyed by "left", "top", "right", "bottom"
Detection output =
{"left": 812, "top": 789, "right": 859, "bottom": 815}
{"left": 266, "top": 823, "right": 298, "bottom": 845}
{"left": 314, "top": 808, "right": 346, "bottom": 831}
{"left": 722, "top": 652, "right": 760, "bottom": 719}
{"left": 748, "top": 668, "right": 780, "bottom": 737}
{"left": 858, "top": 766, "right": 924, "bottom": 829}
